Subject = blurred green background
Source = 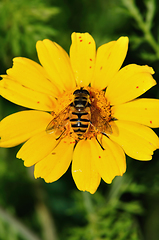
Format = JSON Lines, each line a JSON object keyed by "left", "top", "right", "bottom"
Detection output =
{"left": 0, "top": 0, "right": 159, "bottom": 239}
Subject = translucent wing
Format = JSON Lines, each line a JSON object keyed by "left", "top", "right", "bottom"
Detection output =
{"left": 46, "top": 106, "right": 70, "bottom": 134}
{"left": 90, "top": 105, "right": 112, "bottom": 135}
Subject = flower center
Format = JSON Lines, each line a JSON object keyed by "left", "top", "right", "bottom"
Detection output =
{"left": 49, "top": 87, "right": 112, "bottom": 141}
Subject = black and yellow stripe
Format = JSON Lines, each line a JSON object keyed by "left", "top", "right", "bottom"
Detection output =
{"left": 70, "top": 88, "right": 91, "bottom": 139}
{"left": 70, "top": 111, "right": 90, "bottom": 137}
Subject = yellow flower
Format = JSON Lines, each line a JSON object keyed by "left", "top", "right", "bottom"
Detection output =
{"left": 0, "top": 32, "right": 159, "bottom": 194}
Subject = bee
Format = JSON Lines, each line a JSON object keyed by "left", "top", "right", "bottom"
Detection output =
{"left": 46, "top": 88, "right": 112, "bottom": 149}
{"left": 69, "top": 88, "right": 91, "bottom": 140}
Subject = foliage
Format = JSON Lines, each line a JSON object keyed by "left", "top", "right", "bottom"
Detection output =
{"left": 0, "top": 0, "right": 159, "bottom": 240}
{"left": 64, "top": 177, "right": 145, "bottom": 240}
{"left": 0, "top": 0, "right": 59, "bottom": 67}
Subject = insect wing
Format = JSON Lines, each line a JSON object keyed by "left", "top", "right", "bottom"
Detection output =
{"left": 46, "top": 118, "right": 58, "bottom": 134}
{"left": 104, "top": 122, "right": 112, "bottom": 134}
{"left": 90, "top": 105, "right": 112, "bottom": 135}
{"left": 46, "top": 106, "right": 70, "bottom": 134}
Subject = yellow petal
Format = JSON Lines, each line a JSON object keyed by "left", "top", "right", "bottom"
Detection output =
{"left": 112, "top": 98, "right": 159, "bottom": 128}
{"left": 0, "top": 76, "right": 55, "bottom": 111}
{"left": 70, "top": 32, "right": 96, "bottom": 87}
{"left": 91, "top": 37, "right": 129, "bottom": 90}
{"left": 6, "top": 57, "right": 60, "bottom": 97}
{"left": 109, "top": 120, "right": 159, "bottom": 160}
{"left": 17, "top": 131, "right": 58, "bottom": 167}
{"left": 89, "top": 137, "right": 126, "bottom": 184}
{"left": 72, "top": 140, "right": 101, "bottom": 194}
{"left": 0, "top": 111, "right": 52, "bottom": 147}
{"left": 36, "top": 39, "right": 76, "bottom": 91}
{"left": 34, "top": 137, "right": 74, "bottom": 182}
{"left": 105, "top": 64, "right": 156, "bottom": 105}
{"left": 102, "top": 136, "right": 126, "bottom": 174}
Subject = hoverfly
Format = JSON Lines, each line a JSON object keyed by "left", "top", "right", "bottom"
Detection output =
{"left": 46, "top": 88, "right": 112, "bottom": 149}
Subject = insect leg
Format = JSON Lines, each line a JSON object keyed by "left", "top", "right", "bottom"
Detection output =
{"left": 95, "top": 136, "right": 105, "bottom": 150}
{"left": 56, "top": 128, "right": 66, "bottom": 140}
{"left": 51, "top": 129, "right": 67, "bottom": 151}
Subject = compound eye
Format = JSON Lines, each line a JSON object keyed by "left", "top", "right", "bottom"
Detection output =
{"left": 73, "top": 89, "right": 81, "bottom": 95}
{"left": 82, "top": 89, "right": 90, "bottom": 95}
{"left": 73, "top": 88, "right": 90, "bottom": 95}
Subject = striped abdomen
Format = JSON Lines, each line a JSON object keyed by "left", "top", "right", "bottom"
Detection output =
{"left": 70, "top": 107, "right": 91, "bottom": 139}
{"left": 70, "top": 88, "right": 91, "bottom": 139}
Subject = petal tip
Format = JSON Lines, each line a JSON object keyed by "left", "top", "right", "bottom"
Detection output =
{"left": 36, "top": 40, "right": 44, "bottom": 50}
{"left": 118, "top": 36, "right": 129, "bottom": 44}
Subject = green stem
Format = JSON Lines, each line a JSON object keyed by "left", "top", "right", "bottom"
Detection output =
{"left": 36, "top": 201, "right": 58, "bottom": 240}
{"left": 122, "top": 0, "right": 159, "bottom": 58}
{"left": 0, "top": 206, "right": 41, "bottom": 240}
{"left": 33, "top": 182, "right": 59, "bottom": 240}
{"left": 27, "top": 169, "right": 59, "bottom": 240}
{"left": 82, "top": 192, "right": 101, "bottom": 240}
